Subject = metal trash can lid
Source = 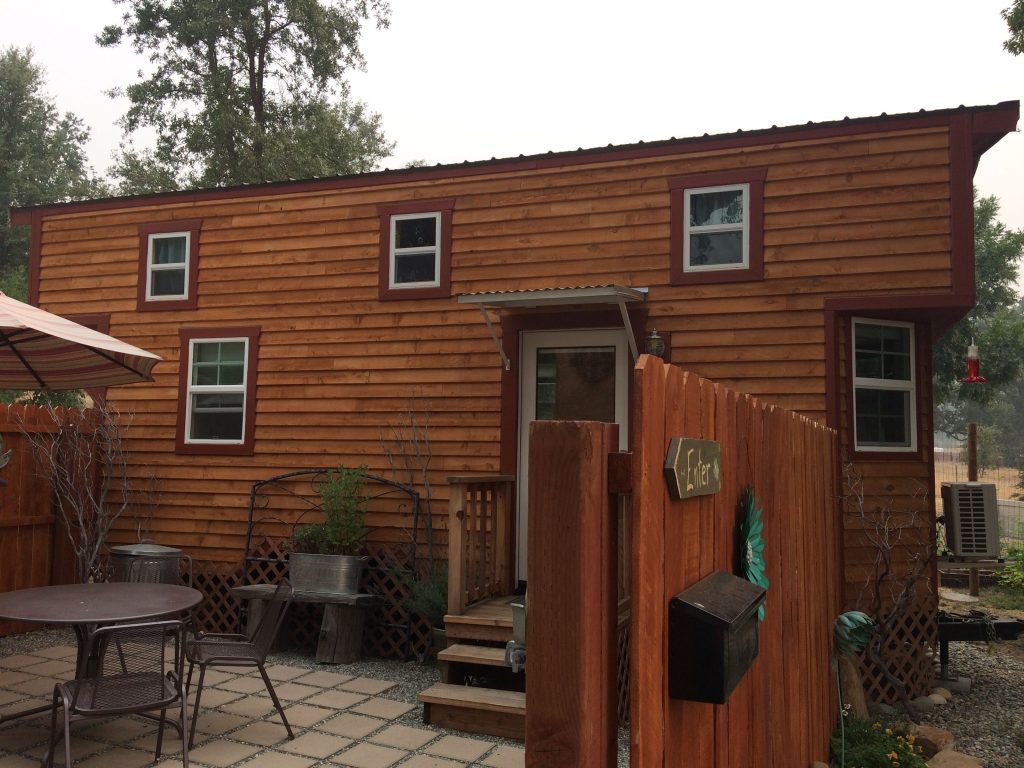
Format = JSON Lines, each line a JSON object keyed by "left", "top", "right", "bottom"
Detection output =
{"left": 109, "top": 543, "right": 182, "bottom": 557}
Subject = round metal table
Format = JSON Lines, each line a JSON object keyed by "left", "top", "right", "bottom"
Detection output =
{"left": 0, "top": 582, "right": 202, "bottom": 723}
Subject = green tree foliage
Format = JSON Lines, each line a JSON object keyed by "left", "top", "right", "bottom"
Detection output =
{"left": 98, "top": 0, "right": 395, "bottom": 192}
{"left": 1003, "top": 0, "right": 1024, "bottom": 54}
{"left": 0, "top": 47, "right": 105, "bottom": 278}
{"left": 933, "top": 193, "right": 1024, "bottom": 437}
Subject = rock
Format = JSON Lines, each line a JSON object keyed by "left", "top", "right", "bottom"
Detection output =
{"left": 926, "top": 750, "right": 983, "bottom": 768}
{"left": 911, "top": 724, "right": 955, "bottom": 758}
{"left": 838, "top": 656, "right": 869, "bottom": 719}
{"left": 933, "top": 676, "right": 972, "bottom": 694}
{"left": 910, "top": 694, "right": 937, "bottom": 712}
{"left": 927, "top": 693, "right": 948, "bottom": 706}
{"left": 931, "top": 686, "right": 953, "bottom": 701}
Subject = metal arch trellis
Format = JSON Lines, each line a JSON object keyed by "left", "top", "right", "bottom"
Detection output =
{"left": 238, "top": 468, "right": 425, "bottom": 655}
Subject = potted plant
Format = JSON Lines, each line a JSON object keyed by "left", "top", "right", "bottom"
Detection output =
{"left": 403, "top": 560, "right": 448, "bottom": 656}
{"left": 287, "top": 465, "right": 369, "bottom": 594}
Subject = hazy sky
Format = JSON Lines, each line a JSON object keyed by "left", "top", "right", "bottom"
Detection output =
{"left": 2, "top": 0, "right": 1022, "bottom": 234}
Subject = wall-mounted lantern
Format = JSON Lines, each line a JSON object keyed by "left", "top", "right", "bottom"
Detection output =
{"left": 644, "top": 329, "right": 666, "bottom": 359}
{"left": 960, "top": 339, "right": 988, "bottom": 384}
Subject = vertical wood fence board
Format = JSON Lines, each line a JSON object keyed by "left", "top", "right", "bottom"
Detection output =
{"left": 629, "top": 356, "right": 667, "bottom": 768}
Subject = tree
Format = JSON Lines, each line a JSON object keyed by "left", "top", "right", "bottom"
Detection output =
{"left": 1003, "top": 0, "right": 1024, "bottom": 54}
{"left": 0, "top": 47, "right": 105, "bottom": 275}
{"left": 933, "top": 192, "right": 1024, "bottom": 437}
{"left": 98, "top": 0, "right": 394, "bottom": 192}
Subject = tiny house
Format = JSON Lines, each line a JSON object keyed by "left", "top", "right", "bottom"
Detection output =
{"left": 11, "top": 99, "right": 1019, "bottom": 720}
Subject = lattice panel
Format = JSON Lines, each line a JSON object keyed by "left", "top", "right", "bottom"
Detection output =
{"left": 859, "top": 593, "right": 937, "bottom": 704}
{"left": 616, "top": 612, "right": 630, "bottom": 726}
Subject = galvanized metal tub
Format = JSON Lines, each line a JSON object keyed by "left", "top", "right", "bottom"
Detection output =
{"left": 288, "top": 553, "right": 367, "bottom": 594}
{"left": 109, "top": 543, "right": 182, "bottom": 583}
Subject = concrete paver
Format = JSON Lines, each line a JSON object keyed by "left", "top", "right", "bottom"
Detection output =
{"left": 0, "top": 633, "right": 529, "bottom": 768}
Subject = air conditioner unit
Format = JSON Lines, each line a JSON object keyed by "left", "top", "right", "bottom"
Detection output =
{"left": 941, "top": 482, "right": 1000, "bottom": 559}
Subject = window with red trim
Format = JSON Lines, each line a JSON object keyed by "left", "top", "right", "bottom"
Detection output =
{"left": 176, "top": 327, "right": 259, "bottom": 455}
{"left": 378, "top": 199, "right": 454, "bottom": 300}
{"left": 668, "top": 169, "right": 766, "bottom": 285}
{"left": 137, "top": 220, "right": 201, "bottom": 310}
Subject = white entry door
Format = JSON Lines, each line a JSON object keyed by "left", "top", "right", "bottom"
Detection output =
{"left": 516, "top": 328, "right": 629, "bottom": 581}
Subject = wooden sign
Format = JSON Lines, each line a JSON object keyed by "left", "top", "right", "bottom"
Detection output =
{"left": 664, "top": 438, "right": 721, "bottom": 500}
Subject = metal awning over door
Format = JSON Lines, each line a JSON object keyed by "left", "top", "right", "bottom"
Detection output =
{"left": 456, "top": 285, "right": 649, "bottom": 370}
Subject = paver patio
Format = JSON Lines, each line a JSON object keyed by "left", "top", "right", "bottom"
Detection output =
{"left": 0, "top": 636, "right": 525, "bottom": 768}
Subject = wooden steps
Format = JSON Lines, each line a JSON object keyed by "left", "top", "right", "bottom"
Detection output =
{"left": 437, "top": 643, "right": 509, "bottom": 667}
{"left": 421, "top": 595, "right": 525, "bottom": 740}
{"left": 418, "top": 683, "right": 525, "bottom": 740}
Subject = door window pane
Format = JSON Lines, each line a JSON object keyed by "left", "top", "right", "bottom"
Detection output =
{"left": 535, "top": 346, "right": 616, "bottom": 422}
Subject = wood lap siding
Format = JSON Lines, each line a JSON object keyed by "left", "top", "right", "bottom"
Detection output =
{"left": 33, "top": 125, "right": 955, "bottom": 563}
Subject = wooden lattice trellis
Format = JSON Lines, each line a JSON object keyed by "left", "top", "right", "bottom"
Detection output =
{"left": 859, "top": 592, "right": 938, "bottom": 703}
{"left": 616, "top": 611, "right": 630, "bottom": 726}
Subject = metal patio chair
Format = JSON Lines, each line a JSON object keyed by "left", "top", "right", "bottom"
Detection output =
{"left": 185, "top": 579, "right": 295, "bottom": 748}
{"left": 46, "top": 619, "right": 189, "bottom": 768}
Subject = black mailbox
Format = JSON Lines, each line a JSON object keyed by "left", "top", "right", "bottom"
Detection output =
{"left": 668, "top": 570, "right": 766, "bottom": 703}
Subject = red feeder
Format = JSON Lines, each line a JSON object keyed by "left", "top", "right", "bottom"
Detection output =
{"left": 960, "top": 340, "right": 988, "bottom": 384}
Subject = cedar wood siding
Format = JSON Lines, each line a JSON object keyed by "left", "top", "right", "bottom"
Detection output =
{"left": 20, "top": 104, "right": 1016, "bottom": 564}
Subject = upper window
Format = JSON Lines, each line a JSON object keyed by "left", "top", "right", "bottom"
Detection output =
{"left": 378, "top": 199, "right": 454, "bottom": 301}
{"left": 177, "top": 327, "right": 259, "bottom": 455}
{"left": 137, "top": 220, "right": 201, "bottom": 311}
{"left": 391, "top": 212, "right": 441, "bottom": 288}
{"left": 852, "top": 319, "right": 916, "bottom": 451}
{"left": 668, "top": 168, "right": 766, "bottom": 285}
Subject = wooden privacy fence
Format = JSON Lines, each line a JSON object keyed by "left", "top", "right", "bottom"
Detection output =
{"left": 523, "top": 357, "right": 841, "bottom": 767}
{"left": 0, "top": 405, "right": 79, "bottom": 634}
{"left": 631, "top": 356, "right": 840, "bottom": 768}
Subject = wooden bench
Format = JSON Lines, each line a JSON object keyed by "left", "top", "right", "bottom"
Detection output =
{"left": 231, "top": 584, "right": 382, "bottom": 664}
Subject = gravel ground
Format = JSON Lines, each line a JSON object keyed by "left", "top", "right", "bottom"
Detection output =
{"left": 919, "top": 641, "right": 1024, "bottom": 767}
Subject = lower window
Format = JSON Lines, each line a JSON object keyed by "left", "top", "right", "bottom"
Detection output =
{"left": 852, "top": 319, "right": 916, "bottom": 451}
{"left": 177, "top": 327, "right": 259, "bottom": 455}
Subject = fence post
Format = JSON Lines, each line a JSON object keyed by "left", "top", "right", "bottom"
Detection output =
{"left": 525, "top": 420, "right": 617, "bottom": 768}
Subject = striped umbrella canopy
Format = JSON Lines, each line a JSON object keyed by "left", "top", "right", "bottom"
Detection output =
{"left": 0, "top": 293, "right": 160, "bottom": 390}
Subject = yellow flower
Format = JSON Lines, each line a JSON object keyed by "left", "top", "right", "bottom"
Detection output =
{"left": 907, "top": 735, "right": 915, "bottom": 744}
{"left": 873, "top": 722, "right": 882, "bottom": 729}
{"left": 885, "top": 728, "right": 893, "bottom": 735}
{"left": 886, "top": 751, "right": 898, "bottom": 760}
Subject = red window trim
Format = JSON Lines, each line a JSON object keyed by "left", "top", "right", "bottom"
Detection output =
{"left": 176, "top": 326, "right": 259, "bottom": 456}
{"left": 377, "top": 198, "right": 455, "bottom": 301}
{"left": 137, "top": 219, "right": 202, "bottom": 311}
{"left": 668, "top": 168, "right": 766, "bottom": 286}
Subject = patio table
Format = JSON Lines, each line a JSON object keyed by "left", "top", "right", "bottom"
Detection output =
{"left": 0, "top": 581, "right": 202, "bottom": 724}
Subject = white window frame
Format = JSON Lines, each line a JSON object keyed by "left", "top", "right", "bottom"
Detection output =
{"left": 852, "top": 318, "right": 917, "bottom": 452}
{"left": 146, "top": 231, "right": 191, "bottom": 301}
{"left": 683, "top": 183, "right": 749, "bottom": 273}
{"left": 184, "top": 336, "right": 248, "bottom": 445}
{"left": 389, "top": 212, "right": 441, "bottom": 289}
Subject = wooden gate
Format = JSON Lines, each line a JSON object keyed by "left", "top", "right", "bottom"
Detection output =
{"left": 524, "top": 356, "right": 841, "bottom": 767}
{"left": 631, "top": 356, "right": 840, "bottom": 767}
{"left": 0, "top": 405, "right": 76, "bottom": 635}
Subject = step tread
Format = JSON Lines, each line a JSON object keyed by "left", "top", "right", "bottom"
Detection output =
{"left": 444, "top": 612, "right": 513, "bottom": 628}
{"left": 438, "top": 644, "right": 510, "bottom": 667}
{"left": 418, "top": 683, "right": 525, "bottom": 714}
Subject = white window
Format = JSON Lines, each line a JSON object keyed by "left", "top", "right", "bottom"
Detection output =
{"left": 185, "top": 338, "right": 247, "bottom": 444}
{"left": 683, "top": 184, "right": 749, "bottom": 272}
{"left": 147, "top": 232, "right": 190, "bottom": 300}
{"left": 852, "top": 319, "right": 916, "bottom": 451}
{"left": 389, "top": 213, "right": 441, "bottom": 289}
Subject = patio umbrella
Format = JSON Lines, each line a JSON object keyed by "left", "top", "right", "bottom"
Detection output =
{"left": 0, "top": 292, "right": 160, "bottom": 390}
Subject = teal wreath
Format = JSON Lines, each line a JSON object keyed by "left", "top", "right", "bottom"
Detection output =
{"left": 738, "top": 485, "right": 769, "bottom": 621}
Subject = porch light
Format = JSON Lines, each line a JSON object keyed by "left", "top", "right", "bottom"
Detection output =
{"left": 645, "top": 329, "right": 666, "bottom": 359}
{"left": 960, "top": 339, "right": 987, "bottom": 384}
